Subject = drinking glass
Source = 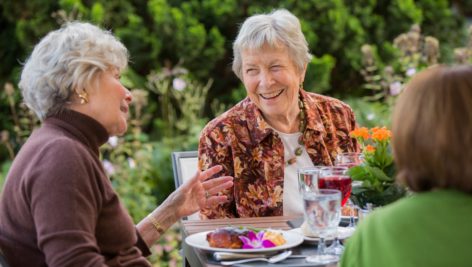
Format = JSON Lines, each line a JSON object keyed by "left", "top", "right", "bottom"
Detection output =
{"left": 318, "top": 166, "right": 351, "bottom": 256}
{"left": 318, "top": 166, "right": 351, "bottom": 206}
{"left": 335, "top": 152, "right": 364, "bottom": 226}
{"left": 335, "top": 152, "right": 364, "bottom": 168}
{"left": 297, "top": 167, "right": 322, "bottom": 194}
{"left": 303, "top": 189, "right": 342, "bottom": 264}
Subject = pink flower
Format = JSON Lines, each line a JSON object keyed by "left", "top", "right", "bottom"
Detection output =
{"left": 239, "top": 230, "right": 276, "bottom": 249}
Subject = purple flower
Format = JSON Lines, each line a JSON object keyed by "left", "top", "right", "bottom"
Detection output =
{"left": 102, "top": 160, "right": 115, "bottom": 176}
{"left": 108, "top": 136, "right": 118, "bottom": 147}
{"left": 389, "top": 81, "right": 403, "bottom": 96}
{"left": 172, "top": 78, "right": 186, "bottom": 91}
{"left": 239, "top": 230, "right": 276, "bottom": 249}
{"left": 406, "top": 68, "right": 416, "bottom": 77}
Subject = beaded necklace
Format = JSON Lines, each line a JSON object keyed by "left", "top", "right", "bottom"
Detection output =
{"left": 286, "top": 97, "right": 307, "bottom": 165}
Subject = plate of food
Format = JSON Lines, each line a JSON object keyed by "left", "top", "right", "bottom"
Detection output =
{"left": 185, "top": 226, "right": 304, "bottom": 253}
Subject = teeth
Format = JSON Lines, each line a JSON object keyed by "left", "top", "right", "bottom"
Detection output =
{"left": 260, "top": 89, "right": 284, "bottom": 99}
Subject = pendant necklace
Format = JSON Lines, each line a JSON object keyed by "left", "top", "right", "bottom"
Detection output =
{"left": 286, "top": 96, "right": 307, "bottom": 165}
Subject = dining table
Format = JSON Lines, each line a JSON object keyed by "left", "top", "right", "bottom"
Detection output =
{"left": 181, "top": 215, "right": 339, "bottom": 267}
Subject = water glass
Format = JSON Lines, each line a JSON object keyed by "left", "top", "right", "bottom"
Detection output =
{"left": 303, "top": 189, "right": 342, "bottom": 264}
{"left": 335, "top": 152, "right": 364, "bottom": 168}
{"left": 297, "top": 167, "right": 322, "bottom": 194}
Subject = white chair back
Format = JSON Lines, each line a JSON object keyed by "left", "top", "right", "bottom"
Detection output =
{"left": 171, "top": 151, "right": 200, "bottom": 220}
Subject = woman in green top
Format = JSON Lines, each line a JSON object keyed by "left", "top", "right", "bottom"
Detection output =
{"left": 340, "top": 65, "right": 472, "bottom": 267}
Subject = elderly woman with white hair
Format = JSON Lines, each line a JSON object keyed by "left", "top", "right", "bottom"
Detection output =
{"left": 0, "top": 22, "right": 233, "bottom": 267}
{"left": 198, "top": 9, "right": 359, "bottom": 219}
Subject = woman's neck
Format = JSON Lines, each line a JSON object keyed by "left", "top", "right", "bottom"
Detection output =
{"left": 263, "top": 107, "right": 301, "bottom": 134}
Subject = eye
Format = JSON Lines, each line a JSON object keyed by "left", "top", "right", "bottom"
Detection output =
{"left": 245, "top": 68, "right": 257, "bottom": 75}
{"left": 270, "top": 65, "right": 282, "bottom": 70}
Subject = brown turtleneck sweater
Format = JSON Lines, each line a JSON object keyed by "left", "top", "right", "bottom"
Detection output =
{"left": 0, "top": 109, "right": 151, "bottom": 266}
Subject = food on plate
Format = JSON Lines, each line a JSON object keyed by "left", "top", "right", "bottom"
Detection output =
{"left": 206, "top": 227, "right": 249, "bottom": 249}
{"left": 206, "top": 227, "right": 286, "bottom": 249}
{"left": 263, "top": 230, "right": 286, "bottom": 246}
{"left": 342, "top": 205, "right": 357, "bottom": 217}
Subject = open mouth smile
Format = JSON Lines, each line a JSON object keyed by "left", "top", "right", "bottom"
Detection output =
{"left": 120, "top": 105, "right": 129, "bottom": 113}
{"left": 259, "top": 89, "right": 284, "bottom": 100}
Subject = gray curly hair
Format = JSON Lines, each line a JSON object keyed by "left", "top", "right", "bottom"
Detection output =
{"left": 232, "top": 9, "right": 312, "bottom": 80}
{"left": 19, "top": 21, "right": 128, "bottom": 120}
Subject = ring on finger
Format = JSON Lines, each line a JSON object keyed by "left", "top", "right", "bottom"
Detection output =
{"left": 205, "top": 191, "right": 210, "bottom": 199}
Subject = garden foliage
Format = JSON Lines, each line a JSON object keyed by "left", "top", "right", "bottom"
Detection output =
{"left": 1, "top": 1, "right": 472, "bottom": 265}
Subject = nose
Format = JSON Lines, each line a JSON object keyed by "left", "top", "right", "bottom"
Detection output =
{"left": 259, "top": 69, "right": 274, "bottom": 89}
{"left": 125, "top": 88, "right": 132, "bottom": 103}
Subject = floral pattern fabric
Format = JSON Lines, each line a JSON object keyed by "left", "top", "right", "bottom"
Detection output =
{"left": 198, "top": 89, "right": 359, "bottom": 218}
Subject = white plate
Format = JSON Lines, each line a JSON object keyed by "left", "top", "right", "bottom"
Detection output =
{"left": 185, "top": 230, "right": 304, "bottom": 253}
{"left": 289, "top": 227, "right": 355, "bottom": 243}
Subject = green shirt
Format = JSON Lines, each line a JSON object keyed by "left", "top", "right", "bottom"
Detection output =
{"left": 340, "top": 190, "right": 472, "bottom": 267}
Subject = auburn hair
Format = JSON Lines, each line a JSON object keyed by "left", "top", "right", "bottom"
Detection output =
{"left": 392, "top": 65, "right": 472, "bottom": 194}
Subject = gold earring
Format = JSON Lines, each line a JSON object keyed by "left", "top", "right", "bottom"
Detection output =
{"left": 78, "top": 91, "right": 89, "bottom": 104}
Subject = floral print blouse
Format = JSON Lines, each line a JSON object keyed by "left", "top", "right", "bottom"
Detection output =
{"left": 198, "top": 89, "right": 359, "bottom": 219}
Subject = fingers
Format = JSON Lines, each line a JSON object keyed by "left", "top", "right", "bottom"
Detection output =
{"left": 203, "top": 177, "right": 233, "bottom": 195}
{"left": 198, "top": 165, "right": 224, "bottom": 181}
{"left": 184, "top": 165, "right": 223, "bottom": 188}
{"left": 204, "top": 195, "right": 229, "bottom": 208}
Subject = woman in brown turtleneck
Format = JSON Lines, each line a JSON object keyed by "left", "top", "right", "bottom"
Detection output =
{"left": 0, "top": 22, "right": 233, "bottom": 267}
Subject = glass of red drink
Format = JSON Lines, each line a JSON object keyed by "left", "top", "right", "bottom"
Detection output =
{"left": 318, "top": 166, "right": 351, "bottom": 256}
{"left": 318, "top": 166, "right": 351, "bottom": 206}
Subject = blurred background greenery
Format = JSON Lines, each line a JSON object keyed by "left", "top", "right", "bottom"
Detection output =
{"left": 1, "top": 0, "right": 472, "bottom": 265}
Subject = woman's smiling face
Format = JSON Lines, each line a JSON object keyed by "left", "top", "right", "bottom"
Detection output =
{"left": 241, "top": 44, "right": 306, "bottom": 119}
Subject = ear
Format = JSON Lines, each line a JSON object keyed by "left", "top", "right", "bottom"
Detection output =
{"left": 299, "top": 63, "right": 308, "bottom": 85}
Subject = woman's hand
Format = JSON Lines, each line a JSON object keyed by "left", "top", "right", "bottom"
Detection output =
{"left": 137, "top": 165, "right": 233, "bottom": 247}
{"left": 170, "top": 165, "right": 233, "bottom": 218}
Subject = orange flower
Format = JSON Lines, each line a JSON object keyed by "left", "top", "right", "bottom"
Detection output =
{"left": 371, "top": 127, "right": 391, "bottom": 142}
{"left": 365, "top": 145, "right": 376, "bottom": 153}
{"left": 350, "top": 127, "right": 370, "bottom": 140}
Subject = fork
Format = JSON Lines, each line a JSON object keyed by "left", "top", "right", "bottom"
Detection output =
{"left": 220, "top": 250, "right": 292, "bottom": 265}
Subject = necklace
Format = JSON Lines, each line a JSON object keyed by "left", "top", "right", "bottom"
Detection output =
{"left": 286, "top": 97, "right": 307, "bottom": 165}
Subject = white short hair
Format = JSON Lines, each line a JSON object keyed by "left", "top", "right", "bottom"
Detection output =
{"left": 19, "top": 21, "right": 128, "bottom": 120}
{"left": 232, "top": 9, "right": 312, "bottom": 80}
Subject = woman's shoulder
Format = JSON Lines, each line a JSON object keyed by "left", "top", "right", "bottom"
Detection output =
{"left": 304, "top": 91, "right": 353, "bottom": 112}
{"left": 28, "top": 125, "right": 92, "bottom": 157}
{"left": 202, "top": 97, "right": 254, "bottom": 133}
{"left": 15, "top": 127, "right": 99, "bottom": 181}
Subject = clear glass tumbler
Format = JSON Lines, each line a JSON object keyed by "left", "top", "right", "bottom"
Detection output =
{"left": 303, "top": 189, "right": 342, "bottom": 264}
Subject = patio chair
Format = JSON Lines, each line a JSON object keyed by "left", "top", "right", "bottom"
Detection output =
{"left": 171, "top": 151, "right": 200, "bottom": 220}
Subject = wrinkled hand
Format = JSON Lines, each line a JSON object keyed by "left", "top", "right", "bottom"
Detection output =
{"left": 171, "top": 165, "right": 233, "bottom": 218}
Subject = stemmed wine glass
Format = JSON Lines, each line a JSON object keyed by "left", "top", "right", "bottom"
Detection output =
{"left": 303, "top": 189, "right": 342, "bottom": 264}
{"left": 335, "top": 152, "right": 364, "bottom": 169}
{"left": 336, "top": 152, "right": 365, "bottom": 226}
{"left": 318, "top": 166, "right": 351, "bottom": 256}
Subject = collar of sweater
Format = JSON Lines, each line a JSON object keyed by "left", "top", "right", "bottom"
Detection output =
{"left": 44, "top": 109, "right": 109, "bottom": 155}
